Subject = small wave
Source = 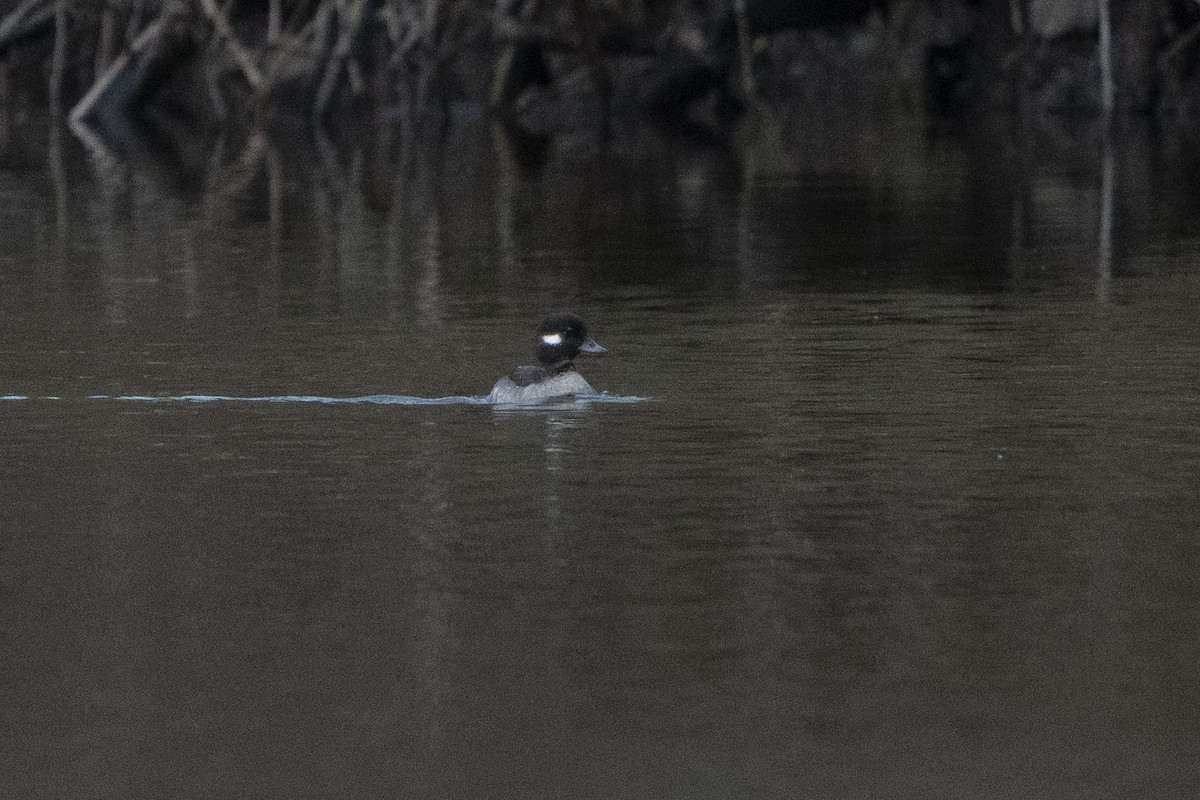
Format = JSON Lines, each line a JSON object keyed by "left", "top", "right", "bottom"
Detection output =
{"left": 86, "top": 392, "right": 650, "bottom": 407}
{"left": 489, "top": 392, "right": 652, "bottom": 411}
{"left": 89, "top": 393, "right": 490, "bottom": 406}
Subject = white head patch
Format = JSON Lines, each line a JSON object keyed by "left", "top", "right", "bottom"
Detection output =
{"left": 542, "top": 333, "right": 563, "bottom": 346}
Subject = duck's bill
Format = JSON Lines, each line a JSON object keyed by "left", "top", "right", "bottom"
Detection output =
{"left": 580, "top": 337, "right": 607, "bottom": 354}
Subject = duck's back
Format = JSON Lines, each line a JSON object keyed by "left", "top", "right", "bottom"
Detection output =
{"left": 488, "top": 366, "right": 597, "bottom": 404}
{"left": 507, "top": 365, "right": 551, "bottom": 387}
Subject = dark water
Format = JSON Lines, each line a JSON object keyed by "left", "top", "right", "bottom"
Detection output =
{"left": 2, "top": 113, "right": 1199, "bottom": 799}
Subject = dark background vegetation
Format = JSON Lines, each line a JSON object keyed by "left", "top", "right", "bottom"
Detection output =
{"left": 2, "top": 0, "right": 1200, "bottom": 137}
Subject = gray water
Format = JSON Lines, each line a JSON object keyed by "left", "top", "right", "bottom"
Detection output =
{"left": 2, "top": 113, "right": 1199, "bottom": 799}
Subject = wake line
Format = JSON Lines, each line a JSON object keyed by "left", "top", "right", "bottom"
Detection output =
{"left": 84, "top": 393, "right": 649, "bottom": 407}
{"left": 89, "top": 394, "right": 491, "bottom": 406}
{"left": 4, "top": 393, "right": 648, "bottom": 406}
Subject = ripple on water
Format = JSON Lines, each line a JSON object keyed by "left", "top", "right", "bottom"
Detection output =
{"left": 80, "top": 393, "right": 650, "bottom": 407}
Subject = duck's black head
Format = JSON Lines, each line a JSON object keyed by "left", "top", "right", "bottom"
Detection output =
{"left": 535, "top": 314, "right": 607, "bottom": 366}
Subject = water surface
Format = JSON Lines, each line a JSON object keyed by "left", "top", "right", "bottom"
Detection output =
{"left": 2, "top": 114, "right": 1198, "bottom": 799}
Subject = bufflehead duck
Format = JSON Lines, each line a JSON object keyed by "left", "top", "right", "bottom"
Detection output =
{"left": 488, "top": 314, "right": 607, "bottom": 404}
